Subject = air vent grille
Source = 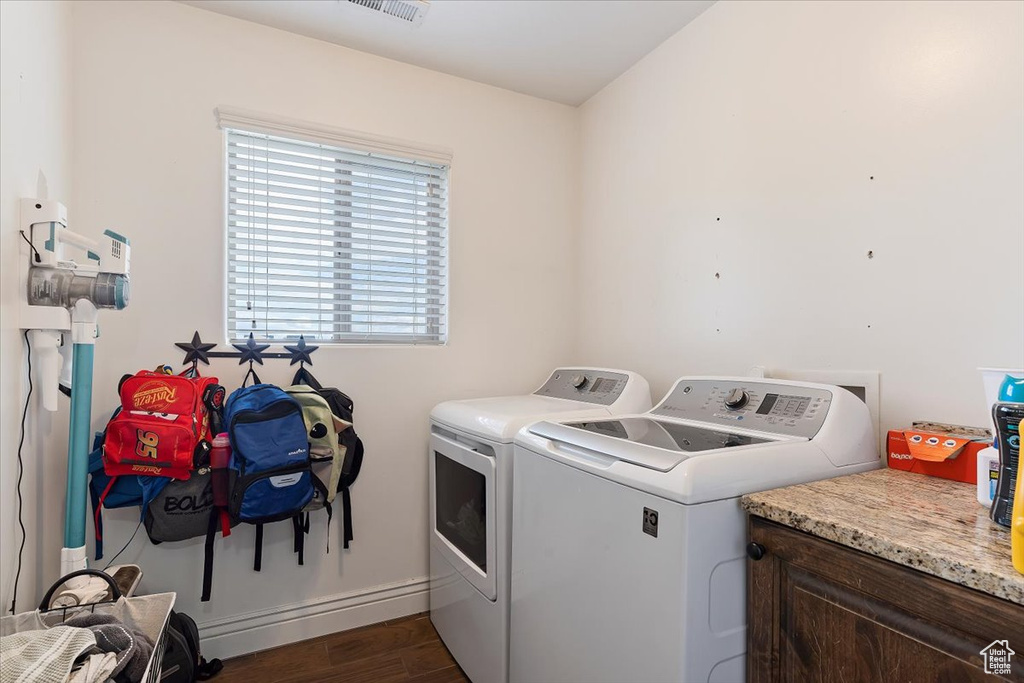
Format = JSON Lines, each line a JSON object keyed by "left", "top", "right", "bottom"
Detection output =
{"left": 347, "top": 0, "right": 430, "bottom": 25}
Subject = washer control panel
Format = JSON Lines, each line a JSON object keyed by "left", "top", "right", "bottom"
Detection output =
{"left": 651, "top": 379, "right": 833, "bottom": 438}
{"left": 535, "top": 369, "right": 631, "bottom": 406}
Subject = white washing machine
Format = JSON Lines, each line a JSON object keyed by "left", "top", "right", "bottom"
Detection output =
{"left": 509, "top": 376, "right": 879, "bottom": 683}
{"left": 429, "top": 368, "right": 651, "bottom": 683}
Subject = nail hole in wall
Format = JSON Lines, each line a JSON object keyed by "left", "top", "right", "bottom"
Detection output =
{"left": 867, "top": 250, "right": 874, "bottom": 259}
{"left": 715, "top": 272, "right": 720, "bottom": 279}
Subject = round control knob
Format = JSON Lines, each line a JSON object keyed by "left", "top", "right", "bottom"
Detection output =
{"left": 571, "top": 374, "right": 588, "bottom": 389}
{"left": 724, "top": 388, "right": 749, "bottom": 410}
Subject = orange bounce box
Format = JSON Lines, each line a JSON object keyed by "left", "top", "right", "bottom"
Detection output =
{"left": 886, "top": 421, "right": 992, "bottom": 484}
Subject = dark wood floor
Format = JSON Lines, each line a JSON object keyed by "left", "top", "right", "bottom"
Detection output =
{"left": 216, "top": 612, "right": 469, "bottom": 683}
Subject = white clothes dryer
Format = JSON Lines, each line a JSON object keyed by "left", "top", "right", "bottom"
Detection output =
{"left": 509, "top": 376, "right": 879, "bottom": 683}
{"left": 429, "top": 368, "right": 651, "bottom": 683}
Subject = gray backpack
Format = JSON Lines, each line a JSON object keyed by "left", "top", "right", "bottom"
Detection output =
{"left": 144, "top": 465, "right": 236, "bottom": 602}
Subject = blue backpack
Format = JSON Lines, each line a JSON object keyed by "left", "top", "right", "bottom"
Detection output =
{"left": 89, "top": 429, "right": 143, "bottom": 561}
{"left": 224, "top": 382, "right": 315, "bottom": 572}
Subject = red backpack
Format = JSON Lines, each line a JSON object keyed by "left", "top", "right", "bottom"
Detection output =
{"left": 103, "top": 370, "right": 222, "bottom": 480}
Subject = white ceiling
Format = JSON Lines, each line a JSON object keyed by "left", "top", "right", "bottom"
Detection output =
{"left": 178, "top": 0, "right": 715, "bottom": 106}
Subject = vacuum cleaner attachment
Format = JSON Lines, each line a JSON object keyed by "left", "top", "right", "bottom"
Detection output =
{"left": 48, "top": 564, "right": 143, "bottom": 609}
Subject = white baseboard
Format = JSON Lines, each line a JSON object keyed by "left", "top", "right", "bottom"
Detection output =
{"left": 197, "top": 576, "right": 430, "bottom": 660}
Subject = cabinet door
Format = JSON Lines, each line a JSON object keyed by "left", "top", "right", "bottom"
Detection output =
{"left": 748, "top": 517, "right": 1024, "bottom": 683}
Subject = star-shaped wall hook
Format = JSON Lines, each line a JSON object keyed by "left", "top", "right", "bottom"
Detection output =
{"left": 232, "top": 333, "right": 271, "bottom": 365}
{"left": 285, "top": 336, "right": 319, "bottom": 366}
{"left": 175, "top": 331, "right": 217, "bottom": 366}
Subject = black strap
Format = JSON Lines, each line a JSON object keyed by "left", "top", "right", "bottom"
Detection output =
{"left": 341, "top": 487, "right": 353, "bottom": 549}
{"left": 89, "top": 480, "right": 104, "bottom": 561}
{"left": 291, "top": 366, "right": 323, "bottom": 391}
{"left": 254, "top": 523, "right": 263, "bottom": 571}
{"left": 340, "top": 437, "right": 364, "bottom": 489}
{"left": 197, "top": 657, "right": 224, "bottom": 681}
{"left": 242, "top": 365, "right": 262, "bottom": 388}
{"left": 339, "top": 437, "right": 363, "bottom": 548}
{"left": 201, "top": 508, "right": 219, "bottom": 602}
{"left": 292, "top": 514, "right": 306, "bottom": 566}
{"left": 324, "top": 501, "right": 332, "bottom": 554}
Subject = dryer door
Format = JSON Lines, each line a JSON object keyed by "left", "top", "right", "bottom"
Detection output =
{"left": 430, "top": 430, "right": 497, "bottom": 600}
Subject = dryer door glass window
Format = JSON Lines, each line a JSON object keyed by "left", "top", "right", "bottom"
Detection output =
{"left": 434, "top": 452, "right": 487, "bottom": 572}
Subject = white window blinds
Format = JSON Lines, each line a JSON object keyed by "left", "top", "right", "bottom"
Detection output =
{"left": 226, "top": 127, "right": 449, "bottom": 344}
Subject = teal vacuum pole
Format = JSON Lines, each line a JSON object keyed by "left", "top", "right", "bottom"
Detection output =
{"left": 63, "top": 342, "right": 94, "bottom": 548}
{"left": 61, "top": 298, "right": 102, "bottom": 575}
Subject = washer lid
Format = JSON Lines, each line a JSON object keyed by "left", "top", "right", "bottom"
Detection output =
{"left": 529, "top": 418, "right": 779, "bottom": 472}
{"left": 431, "top": 395, "right": 616, "bottom": 444}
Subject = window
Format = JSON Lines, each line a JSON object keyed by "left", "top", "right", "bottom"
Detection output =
{"left": 223, "top": 116, "right": 449, "bottom": 344}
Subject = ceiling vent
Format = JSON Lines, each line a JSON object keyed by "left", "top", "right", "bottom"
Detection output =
{"left": 346, "top": 0, "right": 430, "bottom": 26}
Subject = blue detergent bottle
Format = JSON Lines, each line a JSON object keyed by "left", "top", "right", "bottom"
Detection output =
{"left": 989, "top": 375, "right": 1024, "bottom": 529}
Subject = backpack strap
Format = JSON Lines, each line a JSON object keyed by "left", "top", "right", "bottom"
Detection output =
{"left": 201, "top": 509, "right": 233, "bottom": 603}
{"left": 310, "top": 473, "right": 333, "bottom": 554}
{"left": 339, "top": 437, "right": 364, "bottom": 548}
{"left": 89, "top": 410, "right": 121, "bottom": 561}
{"left": 89, "top": 491, "right": 103, "bottom": 561}
{"left": 201, "top": 509, "right": 218, "bottom": 602}
{"left": 291, "top": 366, "right": 323, "bottom": 391}
{"left": 242, "top": 365, "right": 262, "bottom": 388}
{"left": 254, "top": 523, "right": 264, "bottom": 571}
{"left": 324, "top": 501, "right": 332, "bottom": 554}
{"left": 91, "top": 477, "right": 121, "bottom": 560}
{"left": 340, "top": 488, "right": 353, "bottom": 550}
{"left": 292, "top": 515, "right": 306, "bottom": 566}
{"left": 197, "top": 657, "right": 224, "bottom": 681}
{"left": 90, "top": 478, "right": 110, "bottom": 561}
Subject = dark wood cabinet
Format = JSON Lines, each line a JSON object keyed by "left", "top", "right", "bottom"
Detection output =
{"left": 747, "top": 517, "right": 1024, "bottom": 683}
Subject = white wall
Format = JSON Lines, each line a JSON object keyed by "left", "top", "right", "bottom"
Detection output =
{"left": 53, "top": 0, "right": 575, "bottom": 655}
{"left": 577, "top": 0, "right": 1024, "bottom": 431}
{"left": 5, "top": 0, "right": 1023, "bottom": 659}
{"left": 0, "top": 0, "right": 73, "bottom": 616}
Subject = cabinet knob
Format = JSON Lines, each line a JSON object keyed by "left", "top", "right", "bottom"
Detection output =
{"left": 746, "top": 542, "right": 766, "bottom": 561}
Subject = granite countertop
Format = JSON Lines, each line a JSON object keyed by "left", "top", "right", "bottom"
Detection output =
{"left": 740, "top": 468, "right": 1024, "bottom": 605}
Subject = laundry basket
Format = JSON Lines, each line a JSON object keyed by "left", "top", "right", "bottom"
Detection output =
{"left": 1, "top": 570, "right": 175, "bottom": 683}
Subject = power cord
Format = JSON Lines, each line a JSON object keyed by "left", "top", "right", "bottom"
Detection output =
{"left": 10, "top": 330, "right": 31, "bottom": 614}
{"left": 102, "top": 519, "right": 142, "bottom": 571}
{"left": 19, "top": 230, "right": 41, "bottom": 263}
{"left": 8, "top": 330, "right": 138, "bottom": 612}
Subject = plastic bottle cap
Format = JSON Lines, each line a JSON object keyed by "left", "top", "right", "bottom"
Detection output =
{"left": 998, "top": 374, "right": 1024, "bottom": 403}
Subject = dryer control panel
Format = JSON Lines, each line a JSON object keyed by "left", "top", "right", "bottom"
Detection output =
{"left": 534, "top": 369, "right": 630, "bottom": 406}
{"left": 652, "top": 379, "right": 833, "bottom": 439}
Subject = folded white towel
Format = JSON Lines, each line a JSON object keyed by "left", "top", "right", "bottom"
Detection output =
{"left": 0, "top": 626, "right": 96, "bottom": 683}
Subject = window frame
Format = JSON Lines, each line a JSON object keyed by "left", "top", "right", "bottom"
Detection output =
{"left": 217, "top": 107, "right": 452, "bottom": 346}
